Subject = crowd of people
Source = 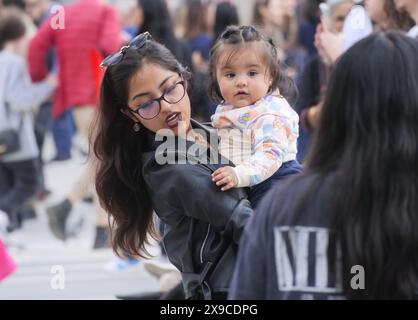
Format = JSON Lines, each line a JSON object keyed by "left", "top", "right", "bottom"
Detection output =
{"left": 1, "top": 0, "right": 418, "bottom": 300}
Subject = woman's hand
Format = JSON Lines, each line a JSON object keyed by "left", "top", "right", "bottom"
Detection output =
{"left": 212, "top": 166, "right": 238, "bottom": 191}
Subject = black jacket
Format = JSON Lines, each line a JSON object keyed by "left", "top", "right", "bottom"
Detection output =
{"left": 141, "top": 120, "right": 254, "bottom": 299}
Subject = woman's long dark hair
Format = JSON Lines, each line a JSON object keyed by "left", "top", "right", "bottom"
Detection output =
{"left": 302, "top": 32, "right": 418, "bottom": 299}
{"left": 94, "top": 40, "right": 191, "bottom": 258}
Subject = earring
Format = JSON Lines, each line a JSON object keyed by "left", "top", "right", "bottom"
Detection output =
{"left": 133, "top": 122, "right": 141, "bottom": 132}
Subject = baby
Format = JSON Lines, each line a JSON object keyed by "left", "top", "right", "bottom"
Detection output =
{"left": 209, "top": 25, "right": 302, "bottom": 208}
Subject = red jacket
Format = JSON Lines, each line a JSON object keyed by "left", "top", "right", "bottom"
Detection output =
{"left": 28, "top": 0, "right": 123, "bottom": 118}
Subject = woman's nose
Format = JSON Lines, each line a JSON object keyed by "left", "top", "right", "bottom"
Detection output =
{"left": 160, "top": 99, "right": 173, "bottom": 112}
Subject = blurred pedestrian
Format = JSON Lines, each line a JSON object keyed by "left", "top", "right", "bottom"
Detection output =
{"left": 298, "top": 0, "right": 323, "bottom": 59}
{"left": 29, "top": 0, "right": 123, "bottom": 161}
{"left": 0, "top": 11, "right": 56, "bottom": 234}
{"left": 213, "top": 1, "right": 239, "bottom": 41}
{"left": 253, "top": 0, "right": 306, "bottom": 85}
{"left": 184, "top": 0, "right": 216, "bottom": 122}
{"left": 29, "top": 0, "right": 123, "bottom": 247}
{"left": 184, "top": 0, "right": 214, "bottom": 70}
{"left": 366, "top": 0, "right": 414, "bottom": 31}
{"left": 136, "top": 0, "right": 192, "bottom": 70}
{"left": 24, "top": 0, "right": 56, "bottom": 201}
{"left": 299, "top": 0, "right": 413, "bottom": 163}
{"left": 296, "top": 0, "right": 353, "bottom": 162}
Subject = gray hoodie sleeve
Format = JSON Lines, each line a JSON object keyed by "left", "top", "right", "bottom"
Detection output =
{"left": 5, "top": 55, "right": 55, "bottom": 113}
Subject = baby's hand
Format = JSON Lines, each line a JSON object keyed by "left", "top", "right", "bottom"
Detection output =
{"left": 212, "top": 166, "right": 238, "bottom": 191}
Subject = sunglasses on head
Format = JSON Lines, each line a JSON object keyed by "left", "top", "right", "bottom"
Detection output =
{"left": 100, "top": 32, "right": 153, "bottom": 68}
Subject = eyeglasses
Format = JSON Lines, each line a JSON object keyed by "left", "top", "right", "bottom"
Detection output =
{"left": 100, "top": 32, "right": 153, "bottom": 68}
{"left": 128, "top": 80, "right": 186, "bottom": 120}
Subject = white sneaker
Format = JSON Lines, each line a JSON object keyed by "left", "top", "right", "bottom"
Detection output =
{"left": 103, "top": 257, "right": 141, "bottom": 272}
{"left": 3, "top": 229, "right": 25, "bottom": 251}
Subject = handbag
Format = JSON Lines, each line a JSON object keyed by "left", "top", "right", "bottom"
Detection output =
{"left": 0, "top": 103, "right": 21, "bottom": 157}
{"left": 0, "top": 129, "right": 20, "bottom": 156}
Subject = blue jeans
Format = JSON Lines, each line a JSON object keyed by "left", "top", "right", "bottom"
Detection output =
{"left": 249, "top": 160, "right": 303, "bottom": 209}
{"left": 52, "top": 110, "right": 75, "bottom": 159}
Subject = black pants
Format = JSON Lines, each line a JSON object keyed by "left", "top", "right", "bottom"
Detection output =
{"left": 0, "top": 159, "right": 39, "bottom": 230}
